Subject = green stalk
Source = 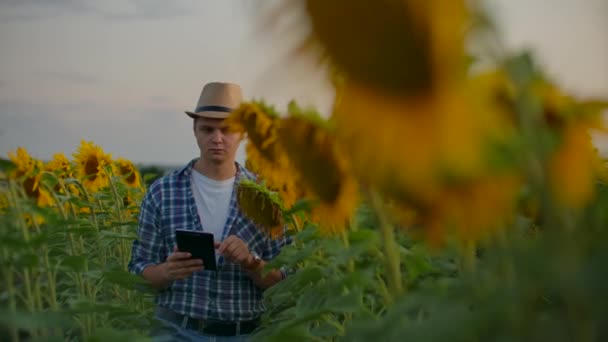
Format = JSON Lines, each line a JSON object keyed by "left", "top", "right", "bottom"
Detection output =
{"left": 4, "top": 252, "right": 18, "bottom": 342}
{"left": 31, "top": 217, "right": 59, "bottom": 311}
{"left": 460, "top": 239, "right": 477, "bottom": 273}
{"left": 341, "top": 230, "right": 354, "bottom": 273}
{"left": 8, "top": 185, "right": 37, "bottom": 315}
{"left": 104, "top": 168, "right": 130, "bottom": 270}
{"left": 369, "top": 191, "right": 403, "bottom": 301}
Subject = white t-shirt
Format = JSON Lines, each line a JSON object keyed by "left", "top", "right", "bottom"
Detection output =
{"left": 190, "top": 169, "right": 235, "bottom": 240}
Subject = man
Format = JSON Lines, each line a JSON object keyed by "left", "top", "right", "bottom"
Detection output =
{"left": 129, "top": 82, "right": 291, "bottom": 341}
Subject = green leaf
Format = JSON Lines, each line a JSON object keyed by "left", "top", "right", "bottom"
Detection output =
{"left": 87, "top": 327, "right": 150, "bottom": 342}
{"left": 310, "top": 319, "right": 342, "bottom": 338}
{"left": 100, "top": 230, "right": 137, "bottom": 240}
{"left": 0, "top": 310, "right": 73, "bottom": 330}
{"left": 0, "top": 158, "right": 16, "bottom": 173}
{"left": 326, "top": 288, "right": 363, "bottom": 313}
{"left": 103, "top": 270, "right": 154, "bottom": 292}
{"left": 295, "top": 287, "right": 326, "bottom": 317}
{"left": 60, "top": 255, "right": 88, "bottom": 272}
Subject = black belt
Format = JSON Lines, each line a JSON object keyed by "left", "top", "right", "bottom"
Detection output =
{"left": 156, "top": 307, "right": 260, "bottom": 336}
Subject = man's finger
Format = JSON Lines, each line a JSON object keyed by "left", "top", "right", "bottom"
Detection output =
{"left": 174, "top": 266, "right": 204, "bottom": 278}
{"left": 167, "top": 251, "right": 192, "bottom": 261}
{"left": 173, "top": 259, "right": 203, "bottom": 269}
{"left": 219, "top": 238, "right": 237, "bottom": 254}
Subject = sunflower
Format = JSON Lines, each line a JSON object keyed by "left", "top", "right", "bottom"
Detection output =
{"left": 22, "top": 173, "right": 55, "bottom": 207}
{"left": 115, "top": 158, "right": 142, "bottom": 188}
{"left": 72, "top": 140, "right": 113, "bottom": 192}
{"left": 237, "top": 179, "right": 285, "bottom": 239}
{"left": 227, "top": 102, "right": 301, "bottom": 208}
{"left": 8, "top": 147, "right": 38, "bottom": 179}
{"left": 303, "top": 0, "right": 467, "bottom": 93}
{"left": 425, "top": 174, "right": 521, "bottom": 246}
{"left": 277, "top": 114, "right": 358, "bottom": 234}
{"left": 534, "top": 81, "right": 608, "bottom": 208}
{"left": 7, "top": 148, "right": 54, "bottom": 207}
{"left": 547, "top": 121, "right": 598, "bottom": 209}
{"left": 334, "top": 81, "right": 511, "bottom": 206}
{"left": 45, "top": 153, "right": 72, "bottom": 177}
{"left": 45, "top": 153, "right": 80, "bottom": 196}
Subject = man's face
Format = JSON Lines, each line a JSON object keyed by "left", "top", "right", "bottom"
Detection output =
{"left": 193, "top": 117, "right": 241, "bottom": 164}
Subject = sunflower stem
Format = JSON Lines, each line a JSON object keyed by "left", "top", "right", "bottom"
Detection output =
{"left": 8, "top": 184, "right": 38, "bottom": 326}
{"left": 460, "top": 239, "right": 477, "bottom": 273}
{"left": 341, "top": 230, "right": 354, "bottom": 273}
{"left": 369, "top": 190, "right": 403, "bottom": 301}
{"left": 103, "top": 167, "right": 130, "bottom": 270}
{"left": 3, "top": 246, "right": 19, "bottom": 342}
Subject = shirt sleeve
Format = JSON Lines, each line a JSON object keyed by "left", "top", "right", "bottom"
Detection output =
{"left": 128, "top": 183, "right": 166, "bottom": 275}
{"left": 262, "top": 228, "right": 293, "bottom": 261}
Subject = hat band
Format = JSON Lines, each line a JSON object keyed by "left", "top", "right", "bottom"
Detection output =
{"left": 195, "top": 105, "right": 233, "bottom": 113}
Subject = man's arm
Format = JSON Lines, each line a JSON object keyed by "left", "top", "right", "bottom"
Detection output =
{"left": 129, "top": 184, "right": 202, "bottom": 289}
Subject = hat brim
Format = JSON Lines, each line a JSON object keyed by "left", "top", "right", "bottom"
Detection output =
{"left": 185, "top": 110, "right": 231, "bottom": 119}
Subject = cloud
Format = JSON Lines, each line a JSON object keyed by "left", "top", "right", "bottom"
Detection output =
{"left": 37, "top": 71, "right": 102, "bottom": 86}
{"left": 0, "top": 98, "right": 202, "bottom": 165}
{"left": 0, "top": 0, "right": 194, "bottom": 21}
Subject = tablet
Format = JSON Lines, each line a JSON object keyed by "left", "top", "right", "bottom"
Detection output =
{"left": 175, "top": 230, "right": 217, "bottom": 271}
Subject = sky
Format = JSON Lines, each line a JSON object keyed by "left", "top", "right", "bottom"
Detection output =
{"left": 1, "top": 0, "right": 607, "bottom": 166}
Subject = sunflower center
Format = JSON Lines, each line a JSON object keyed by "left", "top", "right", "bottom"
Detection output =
{"left": 85, "top": 156, "right": 99, "bottom": 177}
{"left": 23, "top": 177, "right": 40, "bottom": 199}
{"left": 126, "top": 171, "right": 136, "bottom": 184}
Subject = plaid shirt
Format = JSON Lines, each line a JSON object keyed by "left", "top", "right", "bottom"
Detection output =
{"left": 128, "top": 159, "right": 291, "bottom": 321}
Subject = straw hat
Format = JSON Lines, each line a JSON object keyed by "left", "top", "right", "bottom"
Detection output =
{"left": 185, "top": 82, "right": 243, "bottom": 119}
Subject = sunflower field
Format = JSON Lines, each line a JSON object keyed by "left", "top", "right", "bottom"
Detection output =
{"left": 3, "top": 1, "right": 608, "bottom": 341}
{"left": 0, "top": 143, "right": 155, "bottom": 341}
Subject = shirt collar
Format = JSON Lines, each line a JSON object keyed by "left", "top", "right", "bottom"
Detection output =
{"left": 177, "top": 158, "right": 246, "bottom": 181}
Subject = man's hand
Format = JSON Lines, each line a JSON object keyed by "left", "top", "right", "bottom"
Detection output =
{"left": 163, "top": 246, "right": 204, "bottom": 281}
{"left": 142, "top": 246, "right": 204, "bottom": 289}
{"left": 216, "top": 235, "right": 284, "bottom": 289}
{"left": 216, "top": 235, "right": 256, "bottom": 268}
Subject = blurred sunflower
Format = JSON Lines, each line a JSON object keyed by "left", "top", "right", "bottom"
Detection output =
{"left": 426, "top": 174, "right": 521, "bottom": 246}
{"left": 8, "top": 147, "right": 38, "bottom": 179}
{"left": 237, "top": 179, "right": 285, "bottom": 239}
{"left": 534, "top": 81, "right": 608, "bottom": 208}
{"left": 7, "top": 147, "right": 54, "bottom": 207}
{"left": 227, "top": 102, "right": 301, "bottom": 208}
{"left": 333, "top": 81, "right": 512, "bottom": 208}
{"left": 24, "top": 174, "right": 55, "bottom": 207}
{"left": 548, "top": 120, "right": 599, "bottom": 209}
{"left": 45, "top": 153, "right": 79, "bottom": 196}
{"left": 303, "top": 0, "right": 467, "bottom": 93}
{"left": 115, "top": 158, "right": 142, "bottom": 188}
{"left": 73, "top": 140, "right": 113, "bottom": 192}
{"left": 277, "top": 114, "right": 358, "bottom": 234}
{"left": 45, "top": 153, "right": 72, "bottom": 177}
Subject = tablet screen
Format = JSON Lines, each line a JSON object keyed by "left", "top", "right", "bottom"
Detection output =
{"left": 175, "top": 230, "right": 217, "bottom": 271}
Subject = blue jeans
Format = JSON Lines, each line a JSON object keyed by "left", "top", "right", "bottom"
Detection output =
{"left": 151, "top": 316, "right": 251, "bottom": 342}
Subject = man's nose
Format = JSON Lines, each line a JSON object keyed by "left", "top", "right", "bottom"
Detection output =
{"left": 211, "top": 130, "right": 223, "bottom": 142}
